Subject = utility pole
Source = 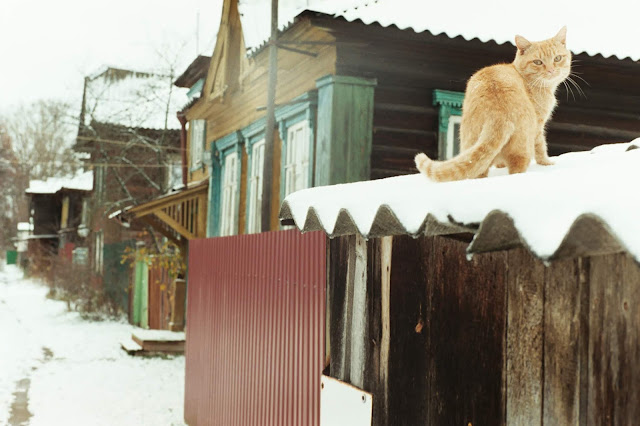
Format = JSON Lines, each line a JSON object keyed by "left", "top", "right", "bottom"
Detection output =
{"left": 261, "top": 0, "right": 278, "bottom": 232}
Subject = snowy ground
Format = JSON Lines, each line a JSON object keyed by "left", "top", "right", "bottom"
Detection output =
{"left": 0, "top": 264, "right": 186, "bottom": 425}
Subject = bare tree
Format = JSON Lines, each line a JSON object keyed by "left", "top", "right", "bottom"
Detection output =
{"left": 77, "top": 67, "right": 184, "bottom": 217}
{"left": 4, "top": 100, "right": 81, "bottom": 182}
{"left": 0, "top": 101, "right": 81, "bottom": 250}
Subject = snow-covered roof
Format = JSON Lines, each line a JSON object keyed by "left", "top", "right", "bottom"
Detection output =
{"left": 84, "top": 68, "right": 189, "bottom": 130}
{"left": 239, "top": 0, "right": 640, "bottom": 61}
{"left": 26, "top": 170, "right": 93, "bottom": 195}
{"left": 280, "top": 140, "right": 640, "bottom": 263}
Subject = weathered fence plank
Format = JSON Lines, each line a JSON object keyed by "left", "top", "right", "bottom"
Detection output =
{"left": 350, "top": 234, "right": 369, "bottom": 388}
{"left": 506, "top": 248, "right": 545, "bottom": 425}
{"left": 329, "top": 236, "right": 352, "bottom": 381}
{"left": 388, "top": 235, "right": 430, "bottom": 425}
{"left": 588, "top": 253, "right": 640, "bottom": 425}
{"left": 543, "top": 257, "right": 588, "bottom": 425}
{"left": 429, "top": 236, "right": 507, "bottom": 425}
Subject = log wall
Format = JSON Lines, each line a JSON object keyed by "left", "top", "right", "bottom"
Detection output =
{"left": 321, "top": 17, "right": 640, "bottom": 179}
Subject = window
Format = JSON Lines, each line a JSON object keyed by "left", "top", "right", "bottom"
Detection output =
{"left": 284, "top": 120, "right": 311, "bottom": 197}
{"left": 219, "top": 152, "right": 238, "bottom": 236}
{"left": 247, "top": 139, "right": 265, "bottom": 234}
{"left": 433, "top": 90, "right": 464, "bottom": 160}
{"left": 190, "top": 119, "right": 206, "bottom": 169}
{"left": 446, "top": 115, "right": 462, "bottom": 160}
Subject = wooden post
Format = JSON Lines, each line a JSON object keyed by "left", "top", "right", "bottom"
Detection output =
{"left": 260, "top": 0, "right": 278, "bottom": 232}
{"left": 349, "top": 234, "right": 368, "bottom": 388}
{"left": 378, "top": 236, "right": 392, "bottom": 426}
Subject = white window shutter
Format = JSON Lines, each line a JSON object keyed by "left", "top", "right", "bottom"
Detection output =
{"left": 248, "top": 140, "right": 265, "bottom": 233}
{"left": 284, "top": 120, "right": 311, "bottom": 197}
{"left": 220, "top": 152, "right": 238, "bottom": 236}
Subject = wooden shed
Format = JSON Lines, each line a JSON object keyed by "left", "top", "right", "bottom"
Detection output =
{"left": 280, "top": 141, "right": 640, "bottom": 425}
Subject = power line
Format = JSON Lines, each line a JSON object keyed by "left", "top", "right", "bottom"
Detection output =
{"left": 2, "top": 158, "right": 184, "bottom": 169}
{"left": 76, "top": 135, "right": 184, "bottom": 152}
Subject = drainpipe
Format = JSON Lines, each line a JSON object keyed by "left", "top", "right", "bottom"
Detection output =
{"left": 177, "top": 112, "right": 188, "bottom": 187}
{"left": 261, "top": 0, "right": 278, "bottom": 232}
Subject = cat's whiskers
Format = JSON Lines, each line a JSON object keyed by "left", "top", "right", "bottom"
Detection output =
{"left": 562, "top": 80, "right": 575, "bottom": 101}
{"left": 570, "top": 72, "right": 590, "bottom": 87}
{"left": 566, "top": 74, "right": 587, "bottom": 99}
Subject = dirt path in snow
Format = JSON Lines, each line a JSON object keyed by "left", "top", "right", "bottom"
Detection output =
{"left": 7, "top": 347, "right": 54, "bottom": 426}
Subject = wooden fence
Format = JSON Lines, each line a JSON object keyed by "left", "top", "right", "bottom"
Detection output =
{"left": 328, "top": 233, "right": 640, "bottom": 425}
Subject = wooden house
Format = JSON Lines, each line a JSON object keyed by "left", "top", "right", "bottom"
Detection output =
{"left": 120, "top": 56, "right": 213, "bottom": 255}
{"left": 24, "top": 171, "right": 93, "bottom": 272}
{"left": 176, "top": 1, "right": 640, "bottom": 423}
{"left": 113, "top": 57, "right": 213, "bottom": 330}
{"left": 280, "top": 141, "right": 640, "bottom": 425}
{"left": 73, "top": 67, "right": 186, "bottom": 316}
{"left": 74, "top": 67, "right": 184, "bottom": 271}
{"left": 176, "top": 1, "right": 640, "bottom": 238}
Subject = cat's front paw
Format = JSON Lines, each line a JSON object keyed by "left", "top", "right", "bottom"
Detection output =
{"left": 536, "top": 157, "right": 555, "bottom": 166}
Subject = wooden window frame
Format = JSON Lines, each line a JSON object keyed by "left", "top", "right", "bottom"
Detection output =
{"left": 277, "top": 91, "right": 317, "bottom": 207}
{"left": 433, "top": 89, "right": 464, "bottom": 160}
{"left": 209, "top": 131, "right": 244, "bottom": 237}
{"left": 219, "top": 151, "right": 239, "bottom": 236}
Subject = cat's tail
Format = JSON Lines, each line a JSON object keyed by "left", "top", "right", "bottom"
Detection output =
{"left": 415, "top": 119, "right": 515, "bottom": 182}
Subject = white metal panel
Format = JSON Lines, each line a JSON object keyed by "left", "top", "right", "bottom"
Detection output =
{"left": 320, "top": 375, "right": 372, "bottom": 426}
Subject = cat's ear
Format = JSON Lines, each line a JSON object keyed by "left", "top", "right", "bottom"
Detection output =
{"left": 515, "top": 35, "right": 532, "bottom": 55}
{"left": 554, "top": 26, "right": 567, "bottom": 45}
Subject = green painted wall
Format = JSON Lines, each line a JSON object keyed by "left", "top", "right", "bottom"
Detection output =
{"left": 315, "top": 75, "right": 377, "bottom": 186}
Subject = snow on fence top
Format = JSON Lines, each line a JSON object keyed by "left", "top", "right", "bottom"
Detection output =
{"left": 280, "top": 140, "right": 640, "bottom": 262}
{"left": 239, "top": 0, "right": 640, "bottom": 61}
{"left": 26, "top": 170, "right": 93, "bottom": 195}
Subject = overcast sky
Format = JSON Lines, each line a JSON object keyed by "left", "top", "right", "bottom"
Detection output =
{"left": 0, "top": 0, "right": 223, "bottom": 114}
{"left": 1, "top": 0, "right": 638, "bottom": 116}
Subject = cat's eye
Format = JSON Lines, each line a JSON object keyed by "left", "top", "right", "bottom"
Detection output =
{"left": 533, "top": 59, "right": 543, "bottom": 65}
{"left": 554, "top": 55, "right": 563, "bottom": 62}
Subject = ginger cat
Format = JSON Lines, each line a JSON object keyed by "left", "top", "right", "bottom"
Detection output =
{"left": 415, "top": 27, "right": 571, "bottom": 182}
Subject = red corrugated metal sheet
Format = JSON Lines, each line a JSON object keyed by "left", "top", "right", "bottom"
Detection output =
{"left": 185, "top": 229, "right": 326, "bottom": 426}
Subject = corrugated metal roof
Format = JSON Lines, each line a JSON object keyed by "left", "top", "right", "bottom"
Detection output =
{"left": 334, "top": 0, "right": 640, "bottom": 62}
{"left": 239, "top": 0, "right": 640, "bottom": 62}
{"left": 280, "top": 140, "right": 640, "bottom": 262}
